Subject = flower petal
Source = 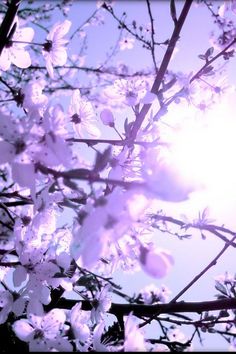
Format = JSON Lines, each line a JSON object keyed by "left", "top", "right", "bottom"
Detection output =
{"left": 13, "top": 265, "right": 27, "bottom": 287}
{"left": 11, "top": 49, "right": 32, "bottom": 69}
{"left": 0, "top": 141, "right": 15, "bottom": 164}
{"left": 13, "top": 320, "right": 34, "bottom": 342}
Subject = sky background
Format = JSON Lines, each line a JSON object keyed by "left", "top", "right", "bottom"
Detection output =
{"left": 22, "top": 1, "right": 236, "bottom": 350}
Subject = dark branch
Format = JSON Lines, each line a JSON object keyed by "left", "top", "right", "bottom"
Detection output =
{"left": 55, "top": 297, "right": 236, "bottom": 317}
{"left": 129, "top": 0, "right": 193, "bottom": 142}
{"left": 0, "top": 0, "right": 21, "bottom": 56}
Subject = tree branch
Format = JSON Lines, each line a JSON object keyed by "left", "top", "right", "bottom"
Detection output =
{"left": 0, "top": 0, "right": 21, "bottom": 56}
{"left": 170, "top": 234, "right": 236, "bottom": 303}
{"left": 152, "top": 214, "right": 236, "bottom": 247}
{"left": 55, "top": 297, "right": 236, "bottom": 317}
{"left": 129, "top": 0, "right": 193, "bottom": 142}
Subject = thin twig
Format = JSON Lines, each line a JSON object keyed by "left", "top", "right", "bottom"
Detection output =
{"left": 170, "top": 234, "right": 236, "bottom": 303}
{"left": 146, "top": 0, "right": 158, "bottom": 73}
{"left": 129, "top": 0, "right": 193, "bottom": 142}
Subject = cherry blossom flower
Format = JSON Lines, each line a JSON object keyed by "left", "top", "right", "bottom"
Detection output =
{"left": 70, "top": 303, "right": 90, "bottom": 350}
{"left": 0, "top": 111, "right": 34, "bottom": 166}
{"left": 0, "top": 111, "right": 40, "bottom": 196}
{"left": 218, "top": 1, "right": 236, "bottom": 17}
{"left": 12, "top": 212, "right": 63, "bottom": 305}
{"left": 71, "top": 188, "right": 147, "bottom": 269}
{"left": 139, "top": 283, "right": 171, "bottom": 304}
{"left": 215, "top": 271, "right": 236, "bottom": 285}
{"left": 139, "top": 245, "right": 174, "bottom": 278}
{"left": 0, "top": 283, "right": 31, "bottom": 321}
{"left": 103, "top": 78, "right": 150, "bottom": 106}
{"left": 0, "top": 290, "right": 14, "bottom": 324}
{"left": 0, "top": 16, "right": 34, "bottom": 71}
{"left": 13, "top": 302, "right": 72, "bottom": 352}
{"left": 154, "top": 343, "right": 170, "bottom": 351}
{"left": 100, "top": 108, "right": 115, "bottom": 127}
{"left": 42, "top": 20, "right": 71, "bottom": 78}
{"left": 168, "top": 327, "right": 187, "bottom": 343}
{"left": 124, "top": 313, "right": 146, "bottom": 351}
{"left": 35, "top": 103, "right": 72, "bottom": 167}
{"left": 92, "top": 320, "right": 122, "bottom": 351}
{"left": 96, "top": 0, "right": 114, "bottom": 9}
{"left": 68, "top": 89, "right": 101, "bottom": 138}
{"left": 22, "top": 79, "right": 48, "bottom": 119}
{"left": 119, "top": 36, "right": 135, "bottom": 50}
{"left": 90, "top": 285, "right": 112, "bottom": 323}
{"left": 92, "top": 321, "right": 108, "bottom": 351}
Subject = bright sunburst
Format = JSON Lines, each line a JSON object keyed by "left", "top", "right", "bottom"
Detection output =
{"left": 159, "top": 88, "right": 236, "bottom": 196}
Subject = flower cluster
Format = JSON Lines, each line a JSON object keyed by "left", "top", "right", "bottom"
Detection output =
{"left": 0, "top": 1, "right": 235, "bottom": 352}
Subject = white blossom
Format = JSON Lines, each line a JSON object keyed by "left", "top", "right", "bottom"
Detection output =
{"left": 42, "top": 20, "right": 71, "bottom": 78}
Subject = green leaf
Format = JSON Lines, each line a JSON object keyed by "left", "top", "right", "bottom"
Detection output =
{"left": 215, "top": 281, "right": 228, "bottom": 296}
{"left": 201, "top": 65, "right": 214, "bottom": 76}
{"left": 205, "top": 46, "right": 214, "bottom": 58}
{"left": 94, "top": 146, "right": 112, "bottom": 173}
{"left": 198, "top": 54, "right": 206, "bottom": 60}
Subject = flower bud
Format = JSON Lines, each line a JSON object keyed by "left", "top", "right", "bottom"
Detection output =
{"left": 100, "top": 108, "right": 115, "bottom": 127}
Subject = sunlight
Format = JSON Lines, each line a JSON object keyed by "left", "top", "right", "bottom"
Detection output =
{"left": 160, "top": 89, "right": 236, "bottom": 196}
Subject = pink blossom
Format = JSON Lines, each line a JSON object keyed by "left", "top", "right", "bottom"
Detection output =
{"left": 0, "top": 290, "right": 14, "bottom": 324}
{"left": 139, "top": 245, "right": 174, "bottom": 278}
{"left": 124, "top": 313, "right": 146, "bottom": 351}
{"left": 90, "top": 285, "right": 112, "bottom": 323}
{"left": 68, "top": 89, "right": 101, "bottom": 138}
{"left": 42, "top": 20, "right": 71, "bottom": 78}
{"left": 139, "top": 283, "right": 172, "bottom": 304}
{"left": 119, "top": 36, "right": 135, "bottom": 51}
{"left": 70, "top": 303, "right": 90, "bottom": 350}
{"left": 0, "top": 17, "right": 34, "bottom": 71}
{"left": 13, "top": 301, "right": 72, "bottom": 352}
{"left": 103, "top": 78, "right": 149, "bottom": 106}
{"left": 22, "top": 79, "right": 48, "bottom": 119}
{"left": 218, "top": 1, "right": 236, "bottom": 17}
{"left": 35, "top": 104, "right": 72, "bottom": 167}
{"left": 100, "top": 108, "right": 115, "bottom": 127}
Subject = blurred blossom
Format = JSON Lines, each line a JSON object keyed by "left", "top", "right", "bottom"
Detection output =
{"left": 42, "top": 20, "right": 71, "bottom": 78}
{"left": 139, "top": 244, "right": 174, "bottom": 278}
{"left": 103, "top": 78, "right": 149, "bottom": 106}
{"left": 218, "top": 1, "right": 236, "bottom": 17}
{"left": 119, "top": 36, "right": 135, "bottom": 51}
{"left": 154, "top": 343, "right": 170, "bottom": 352}
{"left": 71, "top": 188, "right": 148, "bottom": 269}
{"left": 0, "top": 290, "right": 14, "bottom": 324}
{"left": 100, "top": 108, "right": 115, "bottom": 127}
{"left": 139, "top": 283, "right": 171, "bottom": 304}
{"left": 22, "top": 79, "right": 48, "bottom": 119}
{"left": 168, "top": 327, "right": 187, "bottom": 343}
{"left": 96, "top": 0, "right": 114, "bottom": 9}
{"left": 215, "top": 272, "right": 236, "bottom": 285}
{"left": 124, "top": 313, "right": 146, "bottom": 351}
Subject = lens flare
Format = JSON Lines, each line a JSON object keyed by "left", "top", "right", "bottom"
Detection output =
{"left": 159, "top": 90, "right": 236, "bottom": 196}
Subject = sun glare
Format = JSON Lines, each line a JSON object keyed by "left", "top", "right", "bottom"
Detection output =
{"left": 160, "top": 89, "right": 236, "bottom": 196}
